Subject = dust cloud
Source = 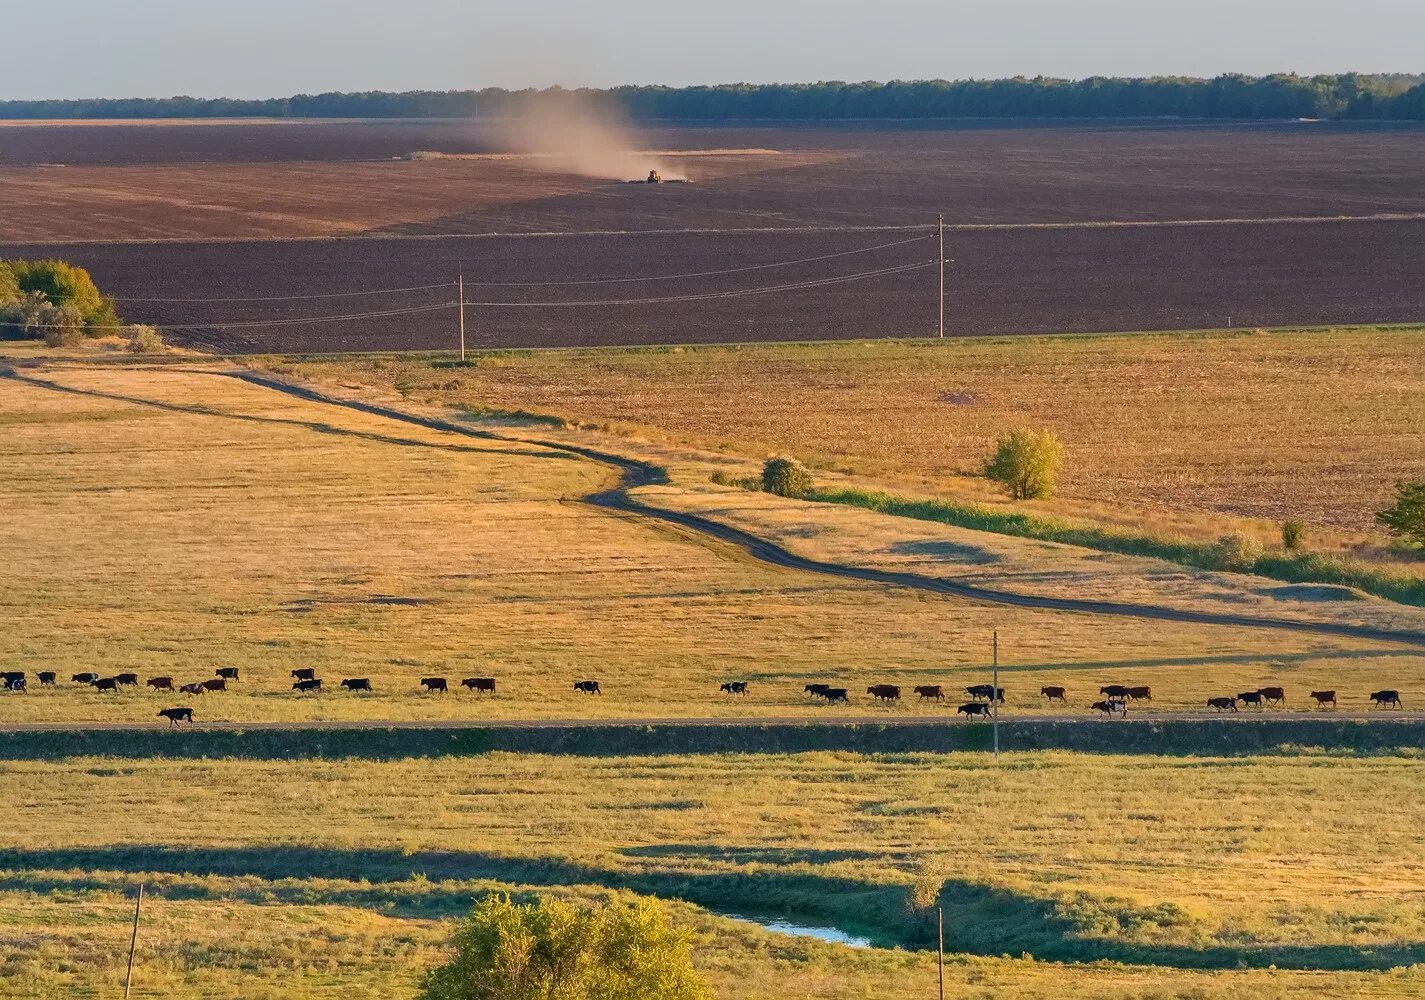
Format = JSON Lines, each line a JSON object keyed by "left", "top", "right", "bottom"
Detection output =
{"left": 493, "top": 91, "right": 684, "bottom": 182}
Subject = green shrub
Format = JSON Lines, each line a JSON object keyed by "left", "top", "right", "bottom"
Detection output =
{"left": 1376, "top": 480, "right": 1425, "bottom": 549}
{"left": 0, "top": 262, "right": 18, "bottom": 307}
{"left": 0, "top": 291, "right": 86, "bottom": 346}
{"left": 762, "top": 457, "right": 814, "bottom": 499}
{"left": 983, "top": 428, "right": 1064, "bottom": 500}
{"left": 1281, "top": 520, "right": 1305, "bottom": 551}
{"left": 418, "top": 893, "right": 710, "bottom": 1000}
{"left": 1209, "top": 532, "right": 1264, "bottom": 572}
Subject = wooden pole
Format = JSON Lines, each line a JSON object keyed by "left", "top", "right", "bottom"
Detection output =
{"left": 457, "top": 274, "right": 466, "bottom": 363}
{"left": 992, "top": 630, "right": 1000, "bottom": 764}
{"left": 123, "top": 883, "right": 143, "bottom": 1000}
{"left": 937, "top": 215, "right": 945, "bottom": 339}
{"left": 937, "top": 905, "right": 945, "bottom": 1000}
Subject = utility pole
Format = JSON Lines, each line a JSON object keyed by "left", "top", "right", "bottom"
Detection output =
{"left": 992, "top": 630, "right": 1000, "bottom": 765}
{"left": 937, "top": 214, "right": 945, "bottom": 339}
{"left": 457, "top": 274, "right": 467, "bottom": 363}
{"left": 937, "top": 905, "right": 945, "bottom": 1000}
{"left": 123, "top": 883, "right": 144, "bottom": 1000}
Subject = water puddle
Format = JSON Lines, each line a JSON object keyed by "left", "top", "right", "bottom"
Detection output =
{"left": 716, "top": 911, "right": 874, "bottom": 948}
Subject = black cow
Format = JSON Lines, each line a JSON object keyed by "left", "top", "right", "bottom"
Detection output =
{"left": 202, "top": 678, "right": 227, "bottom": 693}
{"left": 37, "top": 671, "right": 56, "bottom": 686}
{"left": 966, "top": 684, "right": 1005, "bottom": 702}
{"left": 340, "top": 678, "right": 372, "bottom": 692}
{"left": 291, "top": 668, "right": 316, "bottom": 681}
{"left": 158, "top": 707, "right": 194, "bottom": 727}
{"left": 914, "top": 685, "right": 945, "bottom": 701}
{"left": 216, "top": 667, "right": 240, "bottom": 681}
{"left": 957, "top": 702, "right": 991, "bottom": 718}
{"left": 1207, "top": 696, "right": 1239, "bottom": 712}
{"left": 1370, "top": 689, "right": 1402, "bottom": 709}
{"left": 820, "top": 687, "right": 849, "bottom": 704}
{"left": 573, "top": 680, "right": 601, "bottom": 695}
{"left": 293, "top": 678, "right": 323, "bottom": 693}
{"left": 5, "top": 677, "right": 25, "bottom": 693}
{"left": 1, "top": 671, "right": 24, "bottom": 687}
{"left": 867, "top": 684, "right": 901, "bottom": 702}
{"left": 461, "top": 677, "right": 496, "bottom": 694}
{"left": 720, "top": 681, "right": 749, "bottom": 695}
{"left": 420, "top": 677, "right": 448, "bottom": 693}
{"left": 1237, "top": 690, "right": 1264, "bottom": 708}
{"left": 180, "top": 682, "right": 207, "bottom": 696}
{"left": 1100, "top": 684, "right": 1131, "bottom": 700}
{"left": 1091, "top": 699, "right": 1127, "bottom": 716}
{"left": 1040, "top": 686, "right": 1067, "bottom": 702}
{"left": 804, "top": 683, "right": 831, "bottom": 698}
{"left": 115, "top": 673, "right": 139, "bottom": 687}
{"left": 72, "top": 672, "right": 99, "bottom": 685}
{"left": 92, "top": 677, "right": 119, "bottom": 692}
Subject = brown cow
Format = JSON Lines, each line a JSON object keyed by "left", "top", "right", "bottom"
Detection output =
{"left": 1126, "top": 686, "right": 1152, "bottom": 701}
{"left": 1258, "top": 686, "right": 1286, "bottom": 706}
{"left": 1040, "top": 685, "right": 1067, "bottom": 702}
{"left": 202, "top": 678, "right": 228, "bottom": 693}
{"left": 462, "top": 677, "right": 496, "bottom": 694}
{"left": 1309, "top": 690, "right": 1337, "bottom": 708}
{"left": 957, "top": 702, "right": 991, "bottom": 718}
{"left": 1370, "top": 690, "right": 1402, "bottom": 709}
{"left": 158, "top": 707, "right": 193, "bottom": 727}
{"left": 914, "top": 684, "right": 945, "bottom": 701}
{"left": 1207, "top": 696, "right": 1238, "bottom": 712}
{"left": 180, "top": 682, "right": 206, "bottom": 696}
{"left": 147, "top": 677, "right": 175, "bottom": 691}
{"left": 867, "top": 684, "right": 901, "bottom": 702}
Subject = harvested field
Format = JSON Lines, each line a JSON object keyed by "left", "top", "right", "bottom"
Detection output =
{"left": 5, "top": 216, "right": 1423, "bottom": 352}
{"left": 287, "top": 329, "right": 1425, "bottom": 532}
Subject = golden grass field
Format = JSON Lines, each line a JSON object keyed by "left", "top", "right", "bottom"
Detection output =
{"left": 3, "top": 750, "right": 1423, "bottom": 998}
{"left": 1, "top": 362, "right": 1420, "bottom": 726}
{"left": 282, "top": 328, "right": 1425, "bottom": 544}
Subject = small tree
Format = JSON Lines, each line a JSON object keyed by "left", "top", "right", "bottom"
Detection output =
{"left": 1376, "top": 479, "right": 1425, "bottom": 549}
{"left": 983, "top": 428, "right": 1063, "bottom": 500}
{"left": 0, "top": 262, "right": 18, "bottom": 308}
{"left": 762, "top": 457, "right": 814, "bottom": 499}
{"left": 125, "top": 324, "right": 166, "bottom": 354}
{"left": 1280, "top": 520, "right": 1305, "bottom": 551}
{"left": 1211, "top": 532, "right": 1264, "bottom": 572}
{"left": 419, "top": 894, "right": 710, "bottom": 1000}
{"left": 1, "top": 259, "right": 119, "bottom": 333}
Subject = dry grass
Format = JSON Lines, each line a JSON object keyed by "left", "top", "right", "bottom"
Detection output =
{"left": 1, "top": 364, "right": 1419, "bottom": 726}
{"left": 283, "top": 329, "right": 1425, "bottom": 540}
{"left": 2, "top": 750, "right": 1423, "bottom": 997}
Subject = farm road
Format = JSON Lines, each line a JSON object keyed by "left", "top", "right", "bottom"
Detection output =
{"left": 8, "top": 364, "right": 1425, "bottom": 652}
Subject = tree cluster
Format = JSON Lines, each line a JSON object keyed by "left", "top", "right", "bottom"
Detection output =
{"left": 4, "top": 74, "right": 1423, "bottom": 121}
{"left": 0, "top": 259, "right": 124, "bottom": 346}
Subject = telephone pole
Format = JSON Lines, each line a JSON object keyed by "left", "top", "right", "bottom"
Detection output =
{"left": 457, "top": 274, "right": 467, "bottom": 363}
{"left": 937, "top": 214, "right": 945, "bottom": 339}
{"left": 123, "top": 883, "right": 144, "bottom": 1000}
{"left": 936, "top": 905, "right": 945, "bottom": 1000}
{"left": 991, "top": 630, "right": 1000, "bottom": 765}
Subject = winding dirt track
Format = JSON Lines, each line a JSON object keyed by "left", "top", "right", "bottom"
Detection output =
{"left": 203, "top": 370, "right": 1425, "bottom": 649}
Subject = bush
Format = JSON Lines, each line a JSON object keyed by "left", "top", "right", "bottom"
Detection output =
{"left": 1281, "top": 520, "right": 1305, "bottom": 551}
{"left": 0, "top": 291, "right": 86, "bottom": 345}
{"left": 983, "top": 427, "right": 1064, "bottom": 500}
{"left": 762, "top": 457, "right": 814, "bottom": 499}
{"left": 418, "top": 894, "right": 710, "bottom": 1000}
{"left": 0, "top": 259, "right": 119, "bottom": 334}
{"left": 0, "top": 262, "right": 18, "bottom": 307}
{"left": 1376, "top": 480, "right": 1425, "bottom": 549}
{"left": 1210, "top": 532, "right": 1265, "bottom": 572}
{"left": 125, "top": 324, "right": 165, "bottom": 354}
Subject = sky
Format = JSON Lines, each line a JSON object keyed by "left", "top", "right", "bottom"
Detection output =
{"left": 2, "top": 0, "right": 1419, "bottom": 100}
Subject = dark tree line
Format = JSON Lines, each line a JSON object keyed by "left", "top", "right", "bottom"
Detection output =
{"left": 3, "top": 74, "right": 1423, "bottom": 121}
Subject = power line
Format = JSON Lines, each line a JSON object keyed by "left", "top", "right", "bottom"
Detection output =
{"left": 460, "top": 234, "right": 934, "bottom": 286}
{"left": 17, "top": 303, "right": 455, "bottom": 332}
{"left": 114, "top": 282, "right": 455, "bottom": 304}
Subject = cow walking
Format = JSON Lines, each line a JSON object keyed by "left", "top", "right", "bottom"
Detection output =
{"left": 957, "top": 702, "right": 991, "bottom": 718}
{"left": 420, "top": 677, "right": 448, "bottom": 693}
{"left": 293, "top": 678, "right": 322, "bottom": 693}
{"left": 1370, "top": 690, "right": 1402, "bottom": 709}
{"left": 914, "top": 685, "right": 944, "bottom": 702}
{"left": 1309, "top": 690, "right": 1336, "bottom": 708}
{"left": 158, "top": 707, "right": 194, "bottom": 727}
{"left": 147, "top": 677, "right": 175, "bottom": 691}
{"left": 867, "top": 684, "right": 901, "bottom": 702}
{"left": 1040, "top": 686, "right": 1067, "bottom": 703}
{"left": 340, "top": 678, "right": 372, "bottom": 692}
{"left": 573, "top": 680, "right": 601, "bottom": 695}
{"left": 720, "top": 681, "right": 749, "bottom": 695}
{"left": 462, "top": 677, "right": 496, "bottom": 694}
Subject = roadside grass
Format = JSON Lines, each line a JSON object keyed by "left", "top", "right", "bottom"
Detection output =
{"left": 2, "top": 364, "right": 1421, "bottom": 726}
{"left": 279, "top": 327, "right": 1425, "bottom": 545}
{"left": 2, "top": 750, "right": 1423, "bottom": 998}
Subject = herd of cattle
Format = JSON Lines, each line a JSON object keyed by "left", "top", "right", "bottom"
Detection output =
{"left": 0, "top": 669, "right": 1408, "bottom": 725}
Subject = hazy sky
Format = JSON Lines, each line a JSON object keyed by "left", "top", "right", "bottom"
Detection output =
{"left": 3, "top": 0, "right": 1419, "bottom": 99}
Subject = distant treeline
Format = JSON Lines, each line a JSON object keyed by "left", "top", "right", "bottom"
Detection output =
{"left": 4, "top": 74, "right": 1424, "bottom": 121}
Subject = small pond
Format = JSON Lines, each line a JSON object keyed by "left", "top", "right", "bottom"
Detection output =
{"left": 716, "top": 911, "right": 874, "bottom": 949}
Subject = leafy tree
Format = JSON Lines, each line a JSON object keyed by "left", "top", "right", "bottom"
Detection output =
{"left": 983, "top": 428, "right": 1064, "bottom": 500}
{"left": 1, "top": 259, "right": 118, "bottom": 332}
{"left": 0, "top": 262, "right": 18, "bottom": 307}
{"left": 419, "top": 894, "right": 710, "bottom": 1000}
{"left": 762, "top": 457, "right": 814, "bottom": 499}
{"left": 1280, "top": 520, "right": 1305, "bottom": 551}
{"left": 1376, "top": 480, "right": 1425, "bottom": 549}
